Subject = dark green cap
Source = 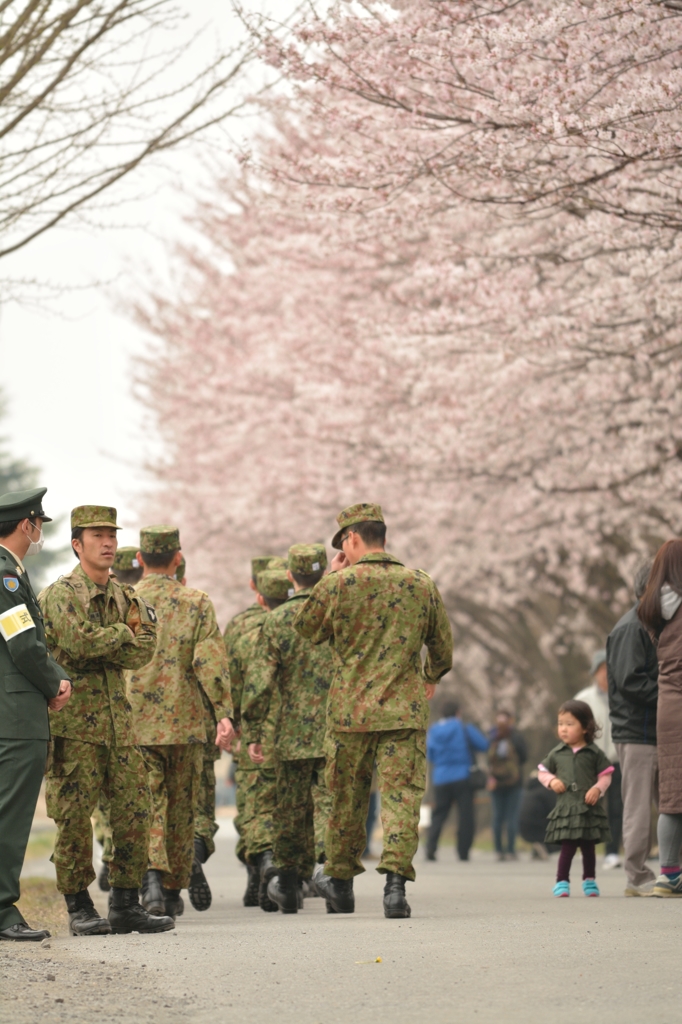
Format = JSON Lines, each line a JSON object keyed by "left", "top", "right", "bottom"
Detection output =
{"left": 0, "top": 487, "right": 52, "bottom": 524}
{"left": 288, "top": 543, "right": 327, "bottom": 574}
{"left": 256, "top": 569, "right": 291, "bottom": 601}
{"left": 113, "top": 546, "right": 140, "bottom": 572}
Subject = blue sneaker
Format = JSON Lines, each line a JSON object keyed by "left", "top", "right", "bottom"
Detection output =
{"left": 582, "top": 879, "right": 600, "bottom": 897}
{"left": 553, "top": 881, "right": 570, "bottom": 897}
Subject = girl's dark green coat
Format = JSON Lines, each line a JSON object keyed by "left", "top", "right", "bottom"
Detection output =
{"left": 541, "top": 741, "right": 612, "bottom": 844}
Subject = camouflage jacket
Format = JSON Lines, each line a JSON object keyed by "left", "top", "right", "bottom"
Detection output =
{"left": 241, "top": 590, "right": 333, "bottom": 760}
{"left": 39, "top": 564, "right": 158, "bottom": 746}
{"left": 127, "top": 575, "right": 233, "bottom": 746}
{"left": 223, "top": 603, "right": 265, "bottom": 726}
{"left": 225, "top": 603, "right": 279, "bottom": 768}
{"left": 293, "top": 553, "right": 453, "bottom": 732}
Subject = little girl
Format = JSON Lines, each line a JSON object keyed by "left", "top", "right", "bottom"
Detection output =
{"left": 539, "top": 700, "right": 613, "bottom": 896}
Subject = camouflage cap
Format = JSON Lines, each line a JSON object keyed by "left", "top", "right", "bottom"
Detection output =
{"left": 71, "top": 505, "right": 120, "bottom": 530}
{"left": 113, "top": 546, "right": 140, "bottom": 572}
{"left": 140, "top": 525, "right": 180, "bottom": 555}
{"left": 251, "top": 555, "right": 286, "bottom": 578}
{"left": 256, "top": 568, "right": 291, "bottom": 601}
{"left": 331, "top": 502, "right": 385, "bottom": 550}
{"left": 0, "top": 487, "right": 52, "bottom": 524}
{"left": 288, "top": 543, "right": 327, "bottom": 575}
{"left": 175, "top": 559, "right": 186, "bottom": 582}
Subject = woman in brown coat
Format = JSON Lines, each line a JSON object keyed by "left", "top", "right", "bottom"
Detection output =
{"left": 638, "top": 539, "right": 682, "bottom": 897}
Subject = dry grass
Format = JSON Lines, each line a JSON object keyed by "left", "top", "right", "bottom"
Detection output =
{"left": 17, "top": 878, "right": 68, "bottom": 937}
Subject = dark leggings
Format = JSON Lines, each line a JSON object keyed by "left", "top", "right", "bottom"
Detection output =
{"left": 557, "top": 840, "right": 596, "bottom": 882}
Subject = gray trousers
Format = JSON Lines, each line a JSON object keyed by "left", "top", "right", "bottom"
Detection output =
{"left": 0, "top": 738, "right": 47, "bottom": 929}
{"left": 616, "top": 742, "right": 658, "bottom": 887}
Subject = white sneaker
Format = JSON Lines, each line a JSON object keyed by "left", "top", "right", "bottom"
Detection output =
{"left": 603, "top": 853, "right": 622, "bottom": 870}
{"left": 624, "top": 880, "right": 655, "bottom": 897}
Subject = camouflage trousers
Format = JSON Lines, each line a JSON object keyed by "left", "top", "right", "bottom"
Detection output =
{"left": 324, "top": 728, "right": 427, "bottom": 882}
{"left": 234, "top": 761, "right": 277, "bottom": 863}
{"left": 46, "top": 737, "right": 151, "bottom": 894}
{"left": 143, "top": 743, "right": 202, "bottom": 890}
{"left": 92, "top": 797, "right": 113, "bottom": 864}
{"left": 194, "top": 745, "right": 220, "bottom": 860}
{"left": 273, "top": 756, "right": 331, "bottom": 879}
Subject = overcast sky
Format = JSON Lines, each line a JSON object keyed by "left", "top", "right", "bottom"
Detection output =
{"left": 0, "top": 1, "right": 285, "bottom": 577}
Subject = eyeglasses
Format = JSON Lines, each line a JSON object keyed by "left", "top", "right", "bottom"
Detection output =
{"left": 340, "top": 532, "right": 353, "bottom": 546}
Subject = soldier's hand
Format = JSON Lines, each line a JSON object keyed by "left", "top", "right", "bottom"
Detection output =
{"left": 48, "top": 680, "right": 72, "bottom": 712}
{"left": 215, "top": 717, "right": 236, "bottom": 752}
{"left": 330, "top": 551, "right": 350, "bottom": 572}
{"left": 424, "top": 682, "right": 436, "bottom": 700}
{"left": 248, "top": 742, "right": 265, "bottom": 764}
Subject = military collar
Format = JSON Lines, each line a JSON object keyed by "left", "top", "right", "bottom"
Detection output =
{"left": 0, "top": 543, "right": 25, "bottom": 575}
{"left": 288, "top": 587, "right": 313, "bottom": 601}
{"left": 356, "top": 552, "right": 404, "bottom": 567}
{"left": 73, "top": 562, "right": 114, "bottom": 595}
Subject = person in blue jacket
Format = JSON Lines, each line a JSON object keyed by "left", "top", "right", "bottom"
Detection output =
{"left": 425, "top": 700, "right": 488, "bottom": 861}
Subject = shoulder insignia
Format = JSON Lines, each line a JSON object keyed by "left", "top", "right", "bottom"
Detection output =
{"left": 146, "top": 604, "right": 157, "bottom": 623}
{"left": 3, "top": 575, "right": 20, "bottom": 593}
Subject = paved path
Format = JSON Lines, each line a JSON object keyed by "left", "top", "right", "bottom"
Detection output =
{"left": 10, "top": 830, "right": 681, "bottom": 1024}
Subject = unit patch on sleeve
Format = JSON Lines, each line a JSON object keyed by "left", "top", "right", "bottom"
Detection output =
{"left": 2, "top": 575, "right": 19, "bottom": 593}
{"left": 0, "top": 603, "right": 35, "bottom": 641}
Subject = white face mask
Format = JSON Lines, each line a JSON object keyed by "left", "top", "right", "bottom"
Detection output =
{"left": 25, "top": 522, "right": 44, "bottom": 556}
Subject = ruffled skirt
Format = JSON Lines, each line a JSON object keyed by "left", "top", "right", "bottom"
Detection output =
{"left": 544, "top": 800, "right": 611, "bottom": 844}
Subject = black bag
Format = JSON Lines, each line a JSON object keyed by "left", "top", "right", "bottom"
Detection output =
{"left": 465, "top": 727, "right": 487, "bottom": 790}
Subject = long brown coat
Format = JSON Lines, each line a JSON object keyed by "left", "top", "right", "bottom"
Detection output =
{"left": 655, "top": 607, "right": 682, "bottom": 813}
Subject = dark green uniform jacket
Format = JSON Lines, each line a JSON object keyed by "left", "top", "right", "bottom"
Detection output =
{"left": 0, "top": 545, "right": 66, "bottom": 739}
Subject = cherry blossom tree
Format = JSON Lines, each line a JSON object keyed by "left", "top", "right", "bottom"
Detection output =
{"left": 137, "top": 1, "right": 682, "bottom": 739}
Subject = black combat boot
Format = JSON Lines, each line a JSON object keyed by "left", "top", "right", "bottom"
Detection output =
{"left": 163, "top": 888, "right": 184, "bottom": 919}
{"left": 108, "top": 888, "right": 175, "bottom": 934}
{"left": 97, "top": 862, "right": 111, "bottom": 892}
{"left": 314, "top": 872, "right": 355, "bottom": 914}
{"left": 255, "top": 850, "right": 278, "bottom": 913}
{"left": 65, "top": 891, "right": 112, "bottom": 936}
{"left": 140, "top": 869, "right": 166, "bottom": 916}
{"left": 266, "top": 869, "right": 299, "bottom": 914}
{"left": 243, "top": 862, "right": 260, "bottom": 907}
{"left": 188, "top": 838, "right": 211, "bottom": 912}
{"left": 383, "top": 873, "right": 411, "bottom": 919}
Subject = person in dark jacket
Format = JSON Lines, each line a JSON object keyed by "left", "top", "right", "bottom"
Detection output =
{"left": 607, "top": 559, "right": 659, "bottom": 896}
{"left": 425, "top": 700, "right": 488, "bottom": 861}
{"left": 487, "top": 711, "right": 528, "bottom": 860}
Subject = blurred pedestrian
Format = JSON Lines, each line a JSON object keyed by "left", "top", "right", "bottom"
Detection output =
{"left": 487, "top": 711, "right": 527, "bottom": 861}
{"left": 539, "top": 700, "right": 613, "bottom": 897}
{"left": 425, "top": 700, "right": 488, "bottom": 862}
{"left": 519, "top": 771, "right": 557, "bottom": 860}
{"left": 575, "top": 651, "right": 623, "bottom": 869}
{"left": 607, "top": 559, "right": 659, "bottom": 897}
{"left": 636, "top": 540, "right": 682, "bottom": 898}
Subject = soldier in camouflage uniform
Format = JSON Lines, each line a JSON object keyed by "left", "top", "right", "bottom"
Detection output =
{"left": 92, "top": 546, "right": 142, "bottom": 894}
{"left": 294, "top": 503, "right": 453, "bottom": 919}
{"left": 128, "top": 526, "right": 234, "bottom": 919}
{"left": 242, "top": 544, "right": 334, "bottom": 914}
{"left": 225, "top": 562, "right": 288, "bottom": 909}
{"left": 39, "top": 506, "right": 175, "bottom": 936}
